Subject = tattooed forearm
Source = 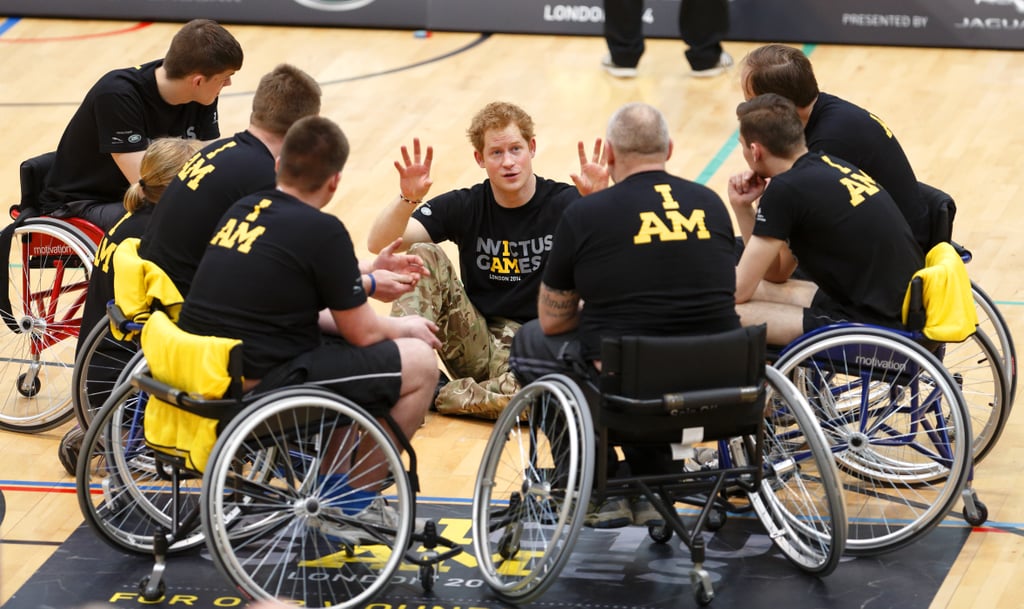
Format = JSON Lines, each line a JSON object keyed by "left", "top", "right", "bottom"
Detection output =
{"left": 540, "top": 287, "right": 579, "bottom": 319}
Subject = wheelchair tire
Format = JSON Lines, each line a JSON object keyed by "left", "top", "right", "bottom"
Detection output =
{"left": 0, "top": 218, "right": 95, "bottom": 432}
{"left": 775, "top": 326, "right": 972, "bottom": 555}
{"left": 201, "top": 387, "right": 414, "bottom": 609}
{"left": 972, "top": 282, "right": 1017, "bottom": 408}
{"left": 748, "top": 366, "right": 846, "bottom": 576}
{"left": 76, "top": 376, "right": 206, "bottom": 554}
{"left": 472, "top": 374, "right": 595, "bottom": 604}
{"left": 72, "top": 317, "right": 141, "bottom": 430}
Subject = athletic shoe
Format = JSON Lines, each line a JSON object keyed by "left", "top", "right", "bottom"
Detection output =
{"left": 631, "top": 497, "right": 665, "bottom": 527}
{"left": 601, "top": 54, "right": 638, "bottom": 78}
{"left": 584, "top": 496, "right": 633, "bottom": 528}
{"left": 321, "top": 496, "right": 425, "bottom": 546}
{"left": 690, "top": 52, "right": 733, "bottom": 78}
{"left": 683, "top": 447, "right": 720, "bottom": 472}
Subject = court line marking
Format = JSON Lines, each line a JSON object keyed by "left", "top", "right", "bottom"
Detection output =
{"left": 0, "top": 19, "right": 151, "bottom": 42}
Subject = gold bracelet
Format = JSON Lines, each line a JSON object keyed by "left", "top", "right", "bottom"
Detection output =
{"left": 399, "top": 193, "right": 422, "bottom": 205}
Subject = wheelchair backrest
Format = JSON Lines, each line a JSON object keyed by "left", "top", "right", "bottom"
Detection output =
{"left": 902, "top": 242, "right": 977, "bottom": 343}
{"left": 19, "top": 152, "right": 56, "bottom": 212}
{"left": 139, "top": 309, "right": 244, "bottom": 472}
{"left": 918, "top": 181, "right": 956, "bottom": 251}
{"left": 598, "top": 324, "right": 767, "bottom": 443}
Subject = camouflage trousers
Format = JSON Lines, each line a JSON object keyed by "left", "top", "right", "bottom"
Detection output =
{"left": 391, "top": 243, "right": 521, "bottom": 419}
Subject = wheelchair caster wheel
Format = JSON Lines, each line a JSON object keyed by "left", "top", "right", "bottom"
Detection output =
{"left": 649, "top": 524, "right": 673, "bottom": 544}
{"left": 963, "top": 500, "right": 988, "bottom": 526}
{"left": 17, "top": 373, "right": 40, "bottom": 398}
{"left": 498, "top": 526, "right": 521, "bottom": 559}
{"left": 690, "top": 568, "right": 714, "bottom": 606}
{"left": 419, "top": 563, "right": 435, "bottom": 592}
{"left": 705, "top": 509, "right": 727, "bottom": 531}
{"left": 138, "top": 575, "right": 166, "bottom": 602}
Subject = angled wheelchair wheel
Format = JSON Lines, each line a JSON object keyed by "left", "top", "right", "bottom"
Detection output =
{"left": 775, "top": 326, "right": 971, "bottom": 555}
{"left": 972, "top": 282, "right": 1017, "bottom": 408}
{"left": 936, "top": 328, "right": 1009, "bottom": 464}
{"left": 1, "top": 218, "right": 95, "bottom": 432}
{"left": 76, "top": 375, "right": 205, "bottom": 554}
{"left": 748, "top": 366, "right": 846, "bottom": 576}
{"left": 72, "top": 318, "right": 140, "bottom": 430}
{"left": 472, "top": 374, "right": 595, "bottom": 604}
{"left": 201, "top": 387, "right": 414, "bottom": 609}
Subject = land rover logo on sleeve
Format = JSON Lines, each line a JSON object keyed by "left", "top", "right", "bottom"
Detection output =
{"left": 291, "top": 0, "right": 376, "bottom": 10}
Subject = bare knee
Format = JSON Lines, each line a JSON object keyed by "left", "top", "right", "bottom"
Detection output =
{"left": 395, "top": 338, "right": 439, "bottom": 391}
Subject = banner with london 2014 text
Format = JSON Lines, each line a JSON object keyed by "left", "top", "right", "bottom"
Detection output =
{"left": 0, "top": 0, "right": 1022, "bottom": 50}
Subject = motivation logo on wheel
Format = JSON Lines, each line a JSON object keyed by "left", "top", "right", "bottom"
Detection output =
{"left": 291, "top": 0, "right": 377, "bottom": 10}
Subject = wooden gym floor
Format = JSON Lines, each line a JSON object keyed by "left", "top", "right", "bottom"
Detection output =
{"left": 0, "top": 17, "right": 1021, "bottom": 608}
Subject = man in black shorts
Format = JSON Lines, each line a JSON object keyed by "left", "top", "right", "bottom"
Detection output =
{"left": 728, "top": 93, "right": 923, "bottom": 345}
{"left": 510, "top": 102, "right": 739, "bottom": 528}
{"left": 39, "top": 19, "right": 243, "bottom": 229}
{"left": 738, "top": 44, "right": 930, "bottom": 250}
{"left": 178, "top": 115, "right": 440, "bottom": 528}
{"left": 366, "top": 101, "right": 608, "bottom": 418}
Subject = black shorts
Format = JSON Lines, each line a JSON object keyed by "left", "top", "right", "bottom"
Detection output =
{"left": 254, "top": 335, "right": 402, "bottom": 416}
{"left": 802, "top": 291, "right": 900, "bottom": 334}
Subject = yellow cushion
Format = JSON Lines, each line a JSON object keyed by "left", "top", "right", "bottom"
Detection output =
{"left": 902, "top": 242, "right": 978, "bottom": 343}
{"left": 110, "top": 238, "right": 183, "bottom": 340}
{"left": 141, "top": 310, "right": 241, "bottom": 472}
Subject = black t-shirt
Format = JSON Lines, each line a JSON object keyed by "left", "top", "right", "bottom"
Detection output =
{"left": 544, "top": 170, "right": 740, "bottom": 359}
{"left": 806, "top": 92, "right": 928, "bottom": 248}
{"left": 40, "top": 59, "right": 220, "bottom": 211}
{"left": 754, "top": 153, "right": 924, "bottom": 326}
{"left": 139, "top": 131, "right": 275, "bottom": 296}
{"left": 178, "top": 191, "right": 365, "bottom": 378}
{"left": 79, "top": 206, "right": 155, "bottom": 340}
{"left": 412, "top": 176, "right": 578, "bottom": 322}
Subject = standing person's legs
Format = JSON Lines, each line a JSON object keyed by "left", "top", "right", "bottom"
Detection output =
{"left": 603, "top": 0, "right": 646, "bottom": 68}
{"left": 679, "top": 0, "right": 730, "bottom": 71}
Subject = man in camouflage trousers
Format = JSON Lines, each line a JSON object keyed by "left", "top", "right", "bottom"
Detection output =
{"left": 368, "top": 101, "right": 607, "bottom": 418}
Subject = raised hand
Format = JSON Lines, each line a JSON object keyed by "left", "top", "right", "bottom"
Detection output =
{"left": 394, "top": 138, "right": 434, "bottom": 202}
{"left": 570, "top": 138, "right": 610, "bottom": 196}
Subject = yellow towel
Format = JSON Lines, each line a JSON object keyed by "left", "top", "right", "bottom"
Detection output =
{"left": 902, "top": 242, "right": 977, "bottom": 343}
{"left": 110, "top": 238, "right": 183, "bottom": 340}
{"left": 141, "top": 310, "right": 241, "bottom": 472}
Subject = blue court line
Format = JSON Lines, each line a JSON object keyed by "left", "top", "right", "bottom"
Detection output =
{"left": 0, "top": 17, "right": 19, "bottom": 37}
{"left": 694, "top": 44, "right": 817, "bottom": 186}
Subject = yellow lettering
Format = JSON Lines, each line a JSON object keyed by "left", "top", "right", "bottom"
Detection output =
{"left": 868, "top": 112, "right": 893, "bottom": 138}
{"left": 633, "top": 209, "right": 710, "bottom": 243}
{"left": 820, "top": 154, "right": 851, "bottom": 174}
{"left": 212, "top": 598, "right": 243, "bottom": 607}
{"left": 654, "top": 184, "right": 679, "bottom": 210}
{"left": 106, "top": 213, "right": 131, "bottom": 237}
{"left": 204, "top": 140, "right": 237, "bottom": 159}
{"left": 490, "top": 257, "right": 519, "bottom": 273}
{"left": 167, "top": 594, "right": 199, "bottom": 605}
{"left": 244, "top": 199, "right": 272, "bottom": 222}
{"left": 633, "top": 212, "right": 671, "bottom": 244}
{"left": 109, "top": 593, "right": 140, "bottom": 602}
{"left": 93, "top": 238, "right": 118, "bottom": 272}
{"left": 178, "top": 157, "right": 216, "bottom": 191}
{"left": 666, "top": 209, "right": 711, "bottom": 240}
{"left": 840, "top": 176, "right": 880, "bottom": 207}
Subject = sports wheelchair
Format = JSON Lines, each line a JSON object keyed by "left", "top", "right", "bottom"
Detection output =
{"left": 771, "top": 241, "right": 987, "bottom": 555}
{"left": 1, "top": 152, "right": 104, "bottom": 432}
{"left": 472, "top": 325, "right": 847, "bottom": 606}
{"left": 76, "top": 306, "right": 460, "bottom": 608}
{"left": 918, "top": 182, "right": 1016, "bottom": 461}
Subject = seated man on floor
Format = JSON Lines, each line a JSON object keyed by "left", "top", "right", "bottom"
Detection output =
{"left": 178, "top": 115, "right": 440, "bottom": 527}
{"left": 367, "top": 101, "right": 608, "bottom": 419}
{"left": 509, "top": 102, "right": 740, "bottom": 529}
{"left": 728, "top": 93, "right": 923, "bottom": 345}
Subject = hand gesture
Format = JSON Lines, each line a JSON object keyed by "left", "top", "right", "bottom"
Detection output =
{"left": 371, "top": 237, "right": 429, "bottom": 277}
{"left": 367, "top": 269, "right": 420, "bottom": 302}
{"left": 570, "top": 138, "right": 610, "bottom": 196}
{"left": 394, "top": 138, "right": 434, "bottom": 202}
{"left": 727, "top": 170, "right": 768, "bottom": 210}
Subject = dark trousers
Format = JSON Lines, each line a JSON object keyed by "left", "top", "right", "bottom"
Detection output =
{"left": 604, "top": 0, "right": 730, "bottom": 70}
